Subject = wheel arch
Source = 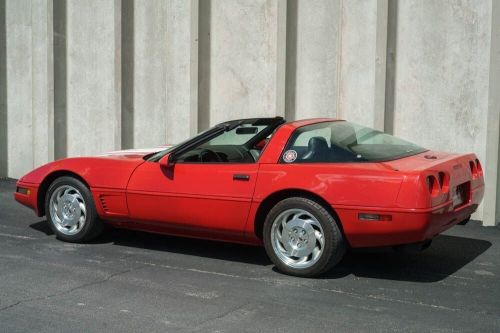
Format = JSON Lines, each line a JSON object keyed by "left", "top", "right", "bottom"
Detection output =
{"left": 253, "top": 189, "right": 347, "bottom": 243}
{"left": 37, "top": 170, "right": 90, "bottom": 217}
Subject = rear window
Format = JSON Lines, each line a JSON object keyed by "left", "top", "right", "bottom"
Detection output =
{"left": 281, "top": 121, "right": 427, "bottom": 163}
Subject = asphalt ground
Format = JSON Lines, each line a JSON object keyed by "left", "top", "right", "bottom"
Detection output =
{"left": 0, "top": 179, "right": 499, "bottom": 332}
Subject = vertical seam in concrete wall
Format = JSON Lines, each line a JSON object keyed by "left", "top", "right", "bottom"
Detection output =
{"left": 197, "top": 0, "right": 211, "bottom": 130}
{"left": 53, "top": 0, "right": 66, "bottom": 159}
{"left": 121, "top": 0, "right": 133, "bottom": 149}
{"left": 167, "top": 0, "right": 171, "bottom": 140}
{"left": 494, "top": 0, "right": 500, "bottom": 225}
{"left": 275, "top": 0, "right": 287, "bottom": 117}
{"left": 284, "top": 0, "right": 297, "bottom": 121}
{"left": 30, "top": 2, "right": 34, "bottom": 169}
{"left": 384, "top": 0, "right": 397, "bottom": 134}
{"left": 497, "top": 122, "right": 500, "bottom": 224}
{"left": 485, "top": 0, "right": 500, "bottom": 225}
{"left": 335, "top": 0, "right": 344, "bottom": 119}
{"left": 0, "top": 0, "right": 7, "bottom": 177}
{"left": 47, "top": 0, "right": 54, "bottom": 162}
{"left": 114, "top": 0, "right": 121, "bottom": 150}
{"left": 190, "top": 0, "right": 199, "bottom": 135}
{"left": 373, "top": 0, "right": 388, "bottom": 131}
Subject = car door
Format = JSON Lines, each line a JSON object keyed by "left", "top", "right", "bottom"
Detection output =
{"left": 126, "top": 161, "right": 259, "bottom": 240}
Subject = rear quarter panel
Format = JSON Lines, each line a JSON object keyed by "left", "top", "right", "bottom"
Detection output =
{"left": 245, "top": 162, "right": 406, "bottom": 241}
{"left": 253, "top": 163, "right": 404, "bottom": 207}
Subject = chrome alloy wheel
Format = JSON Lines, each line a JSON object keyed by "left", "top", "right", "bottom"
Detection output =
{"left": 49, "top": 185, "right": 87, "bottom": 235}
{"left": 270, "top": 208, "right": 325, "bottom": 269}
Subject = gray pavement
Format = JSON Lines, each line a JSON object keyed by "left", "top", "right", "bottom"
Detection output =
{"left": 0, "top": 179, "right": 499, "bottom": 332}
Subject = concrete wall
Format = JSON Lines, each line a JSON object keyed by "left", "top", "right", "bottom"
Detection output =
{"left": 393, "top": 0, "right": 497, "bottom": 224}
{"left": 286, "top": 0, "right": 340, "bottom": 120}
{"left": 5, "top": 0, "right": 53, "bottom": 179}
{"left": 204, "top": 0, "right": 286, "bottom": 125}
{"left": 66, "top": 0, "right": 121, "bottom": 157}
{"left": 339, "top": 0, "right": 388, "bottom": 130}
{"left": 0, "top": 0, "right": 499, "bottom": 225}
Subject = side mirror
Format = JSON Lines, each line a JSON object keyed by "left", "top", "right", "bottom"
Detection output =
{"left": 159, "top": 153, "right": 175, "bottom": 168}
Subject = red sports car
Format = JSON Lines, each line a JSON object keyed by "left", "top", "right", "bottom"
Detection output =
{"left": 14, "top": 117, "right": 484, "bottom": 277}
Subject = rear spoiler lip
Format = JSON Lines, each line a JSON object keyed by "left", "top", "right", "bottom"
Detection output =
{"left": 379, "top": 151, "right": 479, "bottom": 172}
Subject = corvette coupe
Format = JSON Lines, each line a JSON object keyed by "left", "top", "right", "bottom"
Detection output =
{"left": 15, "top": 117, "right": 484, "bottom": 277}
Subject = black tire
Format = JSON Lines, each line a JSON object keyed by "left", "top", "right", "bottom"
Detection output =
{"left": 263, "top": 197, "right": 346, "bottom": 277}
{"left": 44, "top": 176, "right": 103, "bottom": 243}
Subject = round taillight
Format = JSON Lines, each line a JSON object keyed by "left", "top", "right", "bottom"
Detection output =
{"left": 470, "top": 161, "right": 478, "bottom": 179}
{"left": 475, "top": 159, "right": 483, "bottom": 176}
{"left": 438, "top": 171, "right": 449, "bottom": 192}
{"left": 426, "top": 175, "right": 440, "bottom": 196}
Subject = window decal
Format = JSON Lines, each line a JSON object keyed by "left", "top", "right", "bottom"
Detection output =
{"left": 283, "top": 150, "right": 298, "bottom": 163}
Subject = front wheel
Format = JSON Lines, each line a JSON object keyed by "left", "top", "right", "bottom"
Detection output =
{"left": 263, "top": 197, "right": 346, "bottom": 277}
{"left": 45, "top": 176, "right": 103, "bottom": 243}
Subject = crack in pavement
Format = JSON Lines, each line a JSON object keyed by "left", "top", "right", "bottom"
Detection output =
{"left": 188, "top": 302, "right": 251, "bottom": 332}
{"left": 0, "top": 232, "right": 38, "bottom": 240}
{"left": 313, "top": 287, "right": 460, "bottom": 312}
{"left": 0, "top": 264, "right": 146, "bottom": 313}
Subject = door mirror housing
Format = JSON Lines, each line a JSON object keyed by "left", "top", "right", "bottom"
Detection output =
{"left": 159, "top": 153, "right": 175, "bottom": 168}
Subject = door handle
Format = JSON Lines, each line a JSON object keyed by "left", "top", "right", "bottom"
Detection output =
{"left": 233, "top": 174, "right": 250, "bottom": 181}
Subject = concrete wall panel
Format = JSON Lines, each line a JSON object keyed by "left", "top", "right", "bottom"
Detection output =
{"left": 394, "top": 0, "right": 493, "bottom": 222}
{"left": 6, "top": 0, "right": 53, "bottom": 179}
{"left": 166, "top": 0, "right": 198, "bottom": 143}
{"left": 130, "top": 0, "right": 168, "bottom": 148}
{"left": 287, "top": 0, "right": 340, "bottom": 120}
{"left": 66, "top": 0, "right": 121, "bottom": 156}
{"left": 32, "top": 0, "right": 54, "bottom": 167}
{"left": 339, "top": 0, "right": 387, "bottom": 129}
{"left": 208, "top": 0, "right": 286, "bottom": 125}
{"left": 6, "top": 0, "right": 33, "bottom": 179}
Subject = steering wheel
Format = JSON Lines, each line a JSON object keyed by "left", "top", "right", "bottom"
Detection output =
{"left": 199, "top": 149, "right": 222, "bottom": 162}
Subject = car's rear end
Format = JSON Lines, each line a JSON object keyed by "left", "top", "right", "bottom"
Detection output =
{"left": 345, "top": 151, "right": 484, "bottom": 247}
{"left": 389, "top": 151, "right": 483, "bottom": 236}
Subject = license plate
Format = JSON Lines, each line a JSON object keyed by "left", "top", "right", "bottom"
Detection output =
{"left": 452, "top": 183, "right": 467, "bottom": 207}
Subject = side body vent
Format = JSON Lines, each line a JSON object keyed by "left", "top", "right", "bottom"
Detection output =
{"left": 96, "top": 193, "right": 129, "bottom": 217}
{"left": 99, "top": 196, "right": 110, "bottom": 212}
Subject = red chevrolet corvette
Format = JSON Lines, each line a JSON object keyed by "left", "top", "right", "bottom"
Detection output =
{"left": 15, "top": 117, "right": 484, "bottom": 277}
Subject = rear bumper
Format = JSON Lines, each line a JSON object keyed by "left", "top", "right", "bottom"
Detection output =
{"left": 14, "top": 181, "right": 40, "bottom": 215}
{"left": 336, "top": 185, "right": 483, "bottom": 248}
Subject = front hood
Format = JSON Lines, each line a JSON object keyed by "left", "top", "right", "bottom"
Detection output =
{"left": 19, "top": 145, "right": 173, "bottom": 186}
{"left": 100, "top": 145, "right": 172, "bottom": 159}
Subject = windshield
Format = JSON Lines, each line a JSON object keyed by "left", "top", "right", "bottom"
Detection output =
{"left": 146, "top": 127, "right": 213, "bottom": 162}
{"left": 281, "top": 121, "right": 427, "bottom": 163}
{"left": 147, "top": 117, "right": 285, "bottom": 163}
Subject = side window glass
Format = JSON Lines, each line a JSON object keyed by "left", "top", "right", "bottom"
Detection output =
{"left": 281, "top": 123, "right": 359, "bottom": 163}
{"left": 293, "top": 127, "right": 331, "bottom": 148}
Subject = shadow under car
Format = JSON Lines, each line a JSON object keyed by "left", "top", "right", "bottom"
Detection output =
{"left": 29, "top": 220, "right": 492, "bottom": 282}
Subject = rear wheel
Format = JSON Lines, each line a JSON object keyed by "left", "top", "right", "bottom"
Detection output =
{"left": 263, "top": 197, "right": 346, "bottom": 277}
{"left": 45, "top": 176, "right": 103, "bottom": 243}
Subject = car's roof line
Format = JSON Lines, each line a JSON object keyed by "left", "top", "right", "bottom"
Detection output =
{"left": 285, "top": 118, "right": 344, "bottom": 129}
{"left": 215, "top": 116, "right": 285, "bottom": 129}
{"left": 214, "top": 117, "right": 343, "bottom": 132}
